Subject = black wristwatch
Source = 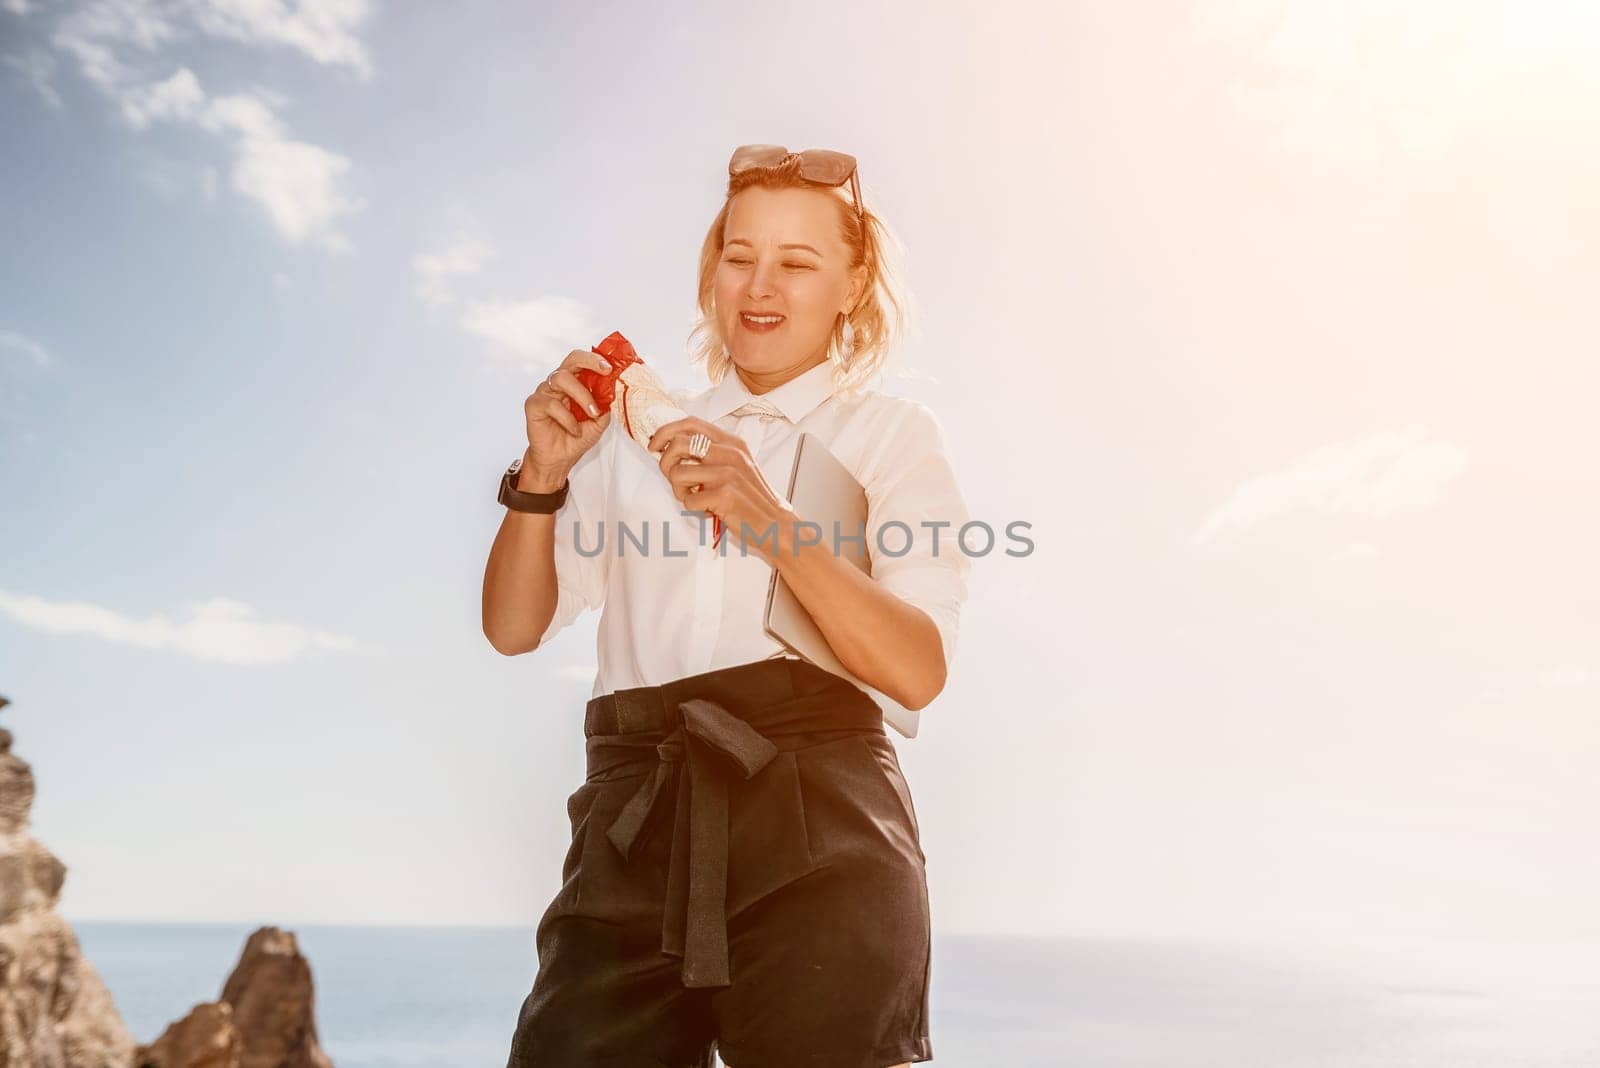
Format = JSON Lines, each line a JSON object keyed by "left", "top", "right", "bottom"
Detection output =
{"left": 498, "top": 456, "right": 570, "bottom": 514}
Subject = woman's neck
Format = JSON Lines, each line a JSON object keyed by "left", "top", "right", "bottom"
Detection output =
{"left": 735, "top": 354, "right": 828, "bottom": 396}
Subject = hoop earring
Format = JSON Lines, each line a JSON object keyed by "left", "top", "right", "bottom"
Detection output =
{"left": 835, "top": 314, "right": 855, "bottom": 369}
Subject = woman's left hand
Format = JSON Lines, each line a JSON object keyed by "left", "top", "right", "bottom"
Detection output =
{"left": 648, "top": 416, "right": 793, "bottom": 562}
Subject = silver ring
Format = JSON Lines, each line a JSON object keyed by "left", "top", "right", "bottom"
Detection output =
{"left": 688, "top": 432, "right": 711, "bottom": 460}
{"left": 544, "top": 369, "right": 560, "bottom": 391}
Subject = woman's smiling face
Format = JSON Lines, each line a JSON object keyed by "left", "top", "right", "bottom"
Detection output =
{"left": 715, "top": 186, "right": 864, "bottom": 377}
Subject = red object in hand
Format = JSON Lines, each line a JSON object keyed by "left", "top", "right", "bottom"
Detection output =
{"left": 567, "top": 331, "right": 643, "bottom": 423}
{"left": 569, "top": 330, "right": 724, "bottom": 550}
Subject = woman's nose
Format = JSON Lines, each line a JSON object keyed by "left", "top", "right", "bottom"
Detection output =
{"left": 746, "top": 261, "right": 777, "bottom": 296}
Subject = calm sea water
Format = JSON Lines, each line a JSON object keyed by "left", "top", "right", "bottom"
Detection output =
{"left": 72, "top": 922, "right": 1600, "bottom": 1067}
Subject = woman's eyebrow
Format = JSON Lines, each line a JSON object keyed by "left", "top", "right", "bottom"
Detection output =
{"left": 726, "top": 238, "right": 823, "bottom": 256}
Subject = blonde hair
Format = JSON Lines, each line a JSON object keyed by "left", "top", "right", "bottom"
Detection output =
{"left": 685, "top": 153, "right": 913, "bottom": 396}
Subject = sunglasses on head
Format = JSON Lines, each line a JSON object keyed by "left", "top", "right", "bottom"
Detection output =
{"left": 728, "top": 144, "right": 863, "bottom": 222}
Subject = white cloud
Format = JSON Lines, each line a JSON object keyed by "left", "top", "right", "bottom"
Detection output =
{"left": 39, "top": 0, "right": 370, "bottom": 252}
{"left": 1193, "top": 424, "right": 1469, "bottom": 544}
{"left": 0, "top": 588, "right": 366, "bottom": 665}
{"left": 51, "top": 0, "right": 178, "bottom": 94}
{"left": 412, "top": 238, "right": 493, "bottom": 311}
{"left": 51, "top": 0, "right": 372, "bottom": 81}
{"left": 0, "top": 330, "right": 53, "bottom": 368}
{"left": 411, "top": 234, "right": 601, "bottom": 372}
{"left": 119, "top": 64, "right": 203, "bottom": 127}
{"left": 186, "top": 0, "right": 374, "bottom": 78}
{"left": 112, "top": 69, "right": 366, "bottom": 250}
{"left": 195, "top": 86, "right": 283, "bottom": 138}
{"left": 3, "top": 49, "right": 64, "bottom": 108}
{"left": 3, "top": 0, "right": 34, "bottom": 15}
{"left": 1537, "top": 666, "right": 1593, "bottom": 690}
{"left": 224, "top": 117, "right": 363, "bottom": 251}
{"left": 459, "top": 295, "right": 600, "bottom": 370}
{"left": 0, "top": 330, "right": 50, "bottom": 432}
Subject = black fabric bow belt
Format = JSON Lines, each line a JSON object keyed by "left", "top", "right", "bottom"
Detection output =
{"left": 581, "top": 657, "right": 883, "bottom": 989}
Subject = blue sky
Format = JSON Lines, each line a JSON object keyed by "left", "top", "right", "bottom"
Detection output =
{"left": 2, "top": 0, "right": 1597, "bottom": 942}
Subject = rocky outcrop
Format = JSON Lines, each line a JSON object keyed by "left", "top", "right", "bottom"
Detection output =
{"left": 137, "top": 929, "right": 332, "bottom": 1068}
{"left": 0, "top": 696, "right": 334, "bottom": 1068}
{"left": 131, "top": 1004, "right": 237, "bottom": 1068}
{"left": 0, "top": 695, "right": 138, "bottom": 1068}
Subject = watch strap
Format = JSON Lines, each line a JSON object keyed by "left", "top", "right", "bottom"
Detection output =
{"left": 499, "top": 457, "right": 570, "bottom": 513}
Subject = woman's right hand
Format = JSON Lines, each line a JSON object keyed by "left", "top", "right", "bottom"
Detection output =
{"left": 520, "top": 348, "right": 616, "bottom": 490}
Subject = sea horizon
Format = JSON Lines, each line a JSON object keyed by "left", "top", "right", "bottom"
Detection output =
{"left": 70, "top": 919, "right": 1600, "bottom": 1066}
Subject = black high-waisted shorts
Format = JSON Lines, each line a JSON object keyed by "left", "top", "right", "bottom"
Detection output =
{"left": 504, "top": 656, "right": 934, "bottom": 1068}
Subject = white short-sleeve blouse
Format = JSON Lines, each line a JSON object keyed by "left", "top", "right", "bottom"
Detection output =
{"left": 538, "top": 358, "right": 972, "bottom": 715}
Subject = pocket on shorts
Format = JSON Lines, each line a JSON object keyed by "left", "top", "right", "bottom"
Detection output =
{"left": 855, "top": 733, "right": 926, "bottom": 862}
{"left": 557, "top": 780, "right": 601, "bottom": 901}
{"left": 534, "top": 780, "right": 605, "bottom": 942}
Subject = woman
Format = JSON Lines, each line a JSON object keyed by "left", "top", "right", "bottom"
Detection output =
{"left": 483, "top": 144, "right": 971, "bottom": 1068}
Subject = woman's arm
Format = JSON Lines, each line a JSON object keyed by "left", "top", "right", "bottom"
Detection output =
{"left": 484, "top": 418, "right": 614, "bottom": 656}
{"left": 649, "top": 402, "right": 970, "bottom": 710}
{"left": 768, "top": 514, "right": 948, "bottom": 710}
{"left": 482, "top": 454, "right": 568, "bottom": 656}
{"left": 483, "top": 348, "right": 615, "bottom": 655}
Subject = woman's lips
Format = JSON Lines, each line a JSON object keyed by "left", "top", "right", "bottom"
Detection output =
{"left": 740, "top": 312, "right": 785, "bottom": 333}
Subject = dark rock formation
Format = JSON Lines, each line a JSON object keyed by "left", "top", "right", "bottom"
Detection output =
{"left": 137, "top": 928, "right": 333, "bottom": 1068}
{"left": 0, "top": 695, "right": 139, "bottom": 1067}
{"left": 131, "top": 1003, "right": 237, "bottom": 1068}
{"left": 0, "top": 696, "right": 335, "bottom": 1068}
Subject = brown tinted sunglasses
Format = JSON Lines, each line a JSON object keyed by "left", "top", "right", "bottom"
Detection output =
{"left": 728, "top": 144, "right": 863, "bottom": 222}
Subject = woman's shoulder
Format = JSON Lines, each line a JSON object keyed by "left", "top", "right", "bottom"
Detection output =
{"left": 838, "top": 385, "right": 950, "bottom": 446}
{"left": 829, "top": 386, "right": 956, "bottom": 498}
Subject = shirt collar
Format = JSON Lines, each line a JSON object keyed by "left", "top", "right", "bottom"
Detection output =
{"left": 701, "top": 359, "right": 840, "bottom": 423}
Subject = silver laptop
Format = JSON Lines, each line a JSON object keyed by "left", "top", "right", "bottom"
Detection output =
{"left": 762, "top": 432, "right": 921, "bottom": 739}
